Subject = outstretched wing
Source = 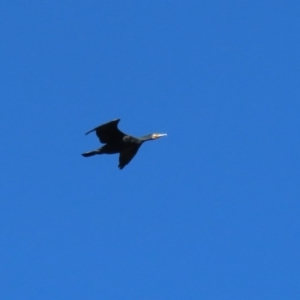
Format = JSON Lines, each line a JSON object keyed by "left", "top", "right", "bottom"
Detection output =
{"left": 118, "top": 144, "right": 141, "bottom": 169}
{"left": 85, "top": 119, "right": 126, "bottom": 144}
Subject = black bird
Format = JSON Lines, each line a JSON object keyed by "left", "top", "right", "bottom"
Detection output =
{"left": 82, "top": 119, "right": 167, "bottom": 169}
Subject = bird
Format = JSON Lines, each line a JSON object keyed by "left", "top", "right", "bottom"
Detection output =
{"left": 82, "top": 119, "right": 167, "bottom": 169}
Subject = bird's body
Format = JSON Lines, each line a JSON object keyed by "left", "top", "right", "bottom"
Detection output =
{"left": 82, "top": 119, "right": 167, "bottom": 169}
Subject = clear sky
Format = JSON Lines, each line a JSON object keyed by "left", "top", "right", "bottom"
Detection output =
{"left": 1, "top": 1, "right": 300, "bottom": 299}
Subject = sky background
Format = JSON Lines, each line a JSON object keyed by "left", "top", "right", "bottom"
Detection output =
{"left": 1, "top": 1, "right": 300, "bottom": 299}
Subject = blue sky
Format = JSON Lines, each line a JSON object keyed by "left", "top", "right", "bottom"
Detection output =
{"left": 1, "top": 1, "right": 300, "bottom": 299}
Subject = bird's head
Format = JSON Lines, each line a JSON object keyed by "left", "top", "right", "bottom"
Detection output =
{"left": 150, "top": 133, "right": 167, "bottom": 140}
{"left": 139, "top": 133, "right": 167, "bottom": 142}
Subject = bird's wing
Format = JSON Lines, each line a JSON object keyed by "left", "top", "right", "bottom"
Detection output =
{"left": 118, "top": 144, "right": 141, "bottom": 169}
{"left": 85, "top": 119, "right": 126, "bottom": 144}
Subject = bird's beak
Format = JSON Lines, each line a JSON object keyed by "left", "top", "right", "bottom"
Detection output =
{"left": 155, "top": 133, "right": 167, "bottom": 139}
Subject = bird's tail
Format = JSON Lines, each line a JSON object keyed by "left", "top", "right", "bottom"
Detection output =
{"left": 82, "top": 150, "right": 100, "bottom": 157}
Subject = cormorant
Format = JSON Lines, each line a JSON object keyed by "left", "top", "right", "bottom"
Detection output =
{"left": 82, "top": 119, "right": 167, "bottom": 169}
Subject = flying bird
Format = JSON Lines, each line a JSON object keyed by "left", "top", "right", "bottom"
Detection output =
{"left": 82, "top": 119, "right": 167, "bottom": 169}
